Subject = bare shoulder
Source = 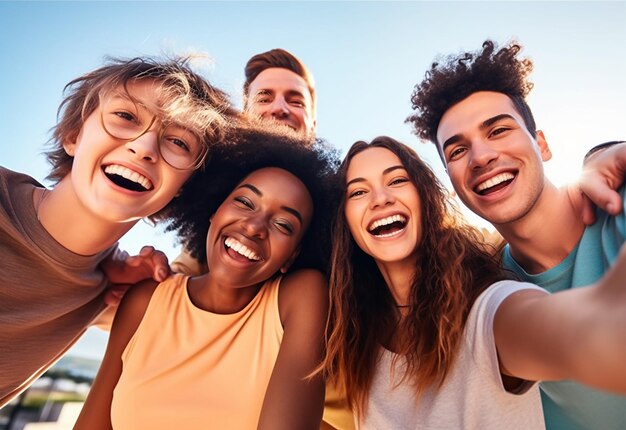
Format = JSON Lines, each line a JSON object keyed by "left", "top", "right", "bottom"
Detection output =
{"left": 278, "top": 269, "right": 328, "bottom": 327}
{"left": 119, "top": 279, "right": 160, "bottom": 315}
{"left": 111, "top": 278, "right": 161, "bottom": 340}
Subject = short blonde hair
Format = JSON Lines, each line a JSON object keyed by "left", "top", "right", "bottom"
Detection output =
{"left": 46, "top": 56, "right": 239, "bottom": 183}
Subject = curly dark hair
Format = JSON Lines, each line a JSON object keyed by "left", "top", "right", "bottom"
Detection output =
{"left": 407, "top": 40, "right": 536, "bottom": 161}
{"left": 163, "top": 123, "right": 340, "bottom": 274}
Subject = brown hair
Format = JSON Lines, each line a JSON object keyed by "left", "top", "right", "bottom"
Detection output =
{"left": 45, "top": 55, "right": 239, "bottom": 183}
{"left": 242, "top": 48, "right": 316, "bottom": 117}
{"left": 320, "top": 136, "right": 505, "bottom": 415}
{"left": 407, "top": 40, "right": 535, "bottom": 162}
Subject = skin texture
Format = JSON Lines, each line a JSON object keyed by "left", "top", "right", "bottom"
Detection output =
{"left": 246, "top": 67, "right": 316, "bottom": 135}
{"left": 343, "top": 146, "right": 626, "bottom": 396}
{"left": 344, "top": 147, "right": 422, "bottom": 306}
{"left": 437, "top": 91, "right": 585, "bottom": 273}
{"left": 436, "top": 91, "right": 551, "bottom": 226}
{"left": 38, "top": 79, "right": 193, "bottom": 256}
{"left": 75, "top": 168, "right": 327, "bottom": 430}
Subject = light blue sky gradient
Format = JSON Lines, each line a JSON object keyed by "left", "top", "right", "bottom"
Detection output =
{"left": 1, "top": 1, "right": 625, "bottom": 359}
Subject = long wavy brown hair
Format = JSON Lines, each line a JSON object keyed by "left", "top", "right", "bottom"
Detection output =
{"left": 320, "top": 136, "right": 506, "bottom": 415}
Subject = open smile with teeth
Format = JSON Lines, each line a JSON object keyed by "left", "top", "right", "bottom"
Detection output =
{"left": 475, "top": 172, "right": 515, "bottom": 195}
{"left": 224, "top": 237, "right": 261, "bottom": 262}
{"left": 367, "top": 214, "right": 407, "bottom": 238}
{"left": 103, "top": 164, "right": 153, "bottom": 192}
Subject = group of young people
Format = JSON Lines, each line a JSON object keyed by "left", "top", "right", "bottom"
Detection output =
{"left": 1, "top": 41, "right": 624, "bottom": 430}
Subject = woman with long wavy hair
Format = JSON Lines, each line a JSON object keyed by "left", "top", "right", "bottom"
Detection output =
{"left": 320, "top": 136, "right": 626, "bottom": 429}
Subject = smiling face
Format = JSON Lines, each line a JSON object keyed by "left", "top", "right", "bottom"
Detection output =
{"left": 206, "top": 167, "right": 313, "bottom": 288}
{"left": 436, "top": 91, "right": 552, "bottom": 225}
{"left": 62, "top": 79, "right": 195, "bottom": 222}
{"left": 344, "top": 147, "right": 422, "bottom": 266}
{"left": 246, "top": 67, "right": 316, "bottom": 135}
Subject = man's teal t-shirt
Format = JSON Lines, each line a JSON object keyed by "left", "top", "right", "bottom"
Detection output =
{"left": 502, "top": 184, "right": 626, "bottom": 430}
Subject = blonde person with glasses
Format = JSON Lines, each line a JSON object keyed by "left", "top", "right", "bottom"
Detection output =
{"left": 0, "top": 56, "right": 238, "bottom": 408}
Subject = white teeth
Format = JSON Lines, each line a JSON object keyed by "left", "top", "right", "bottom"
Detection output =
{"left": 104, "top": 164, "right": 153, "bottom": 190}
{"left": 224, "top": 237, "right": 261, "bottom": 261}
{"left": 368, "top": 214, "right": 407, "bottom": 231}
{"left": 376, "top": 230, "right": 403, "bottom": 238}
{"left": 476, "top": 173, "right": 514, "bottom": 192}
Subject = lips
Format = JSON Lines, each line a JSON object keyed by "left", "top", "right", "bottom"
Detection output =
{"left": 224, "top": 236, "right": 262, "bottom": 262}
{"left": 367, "top": 214, "right": 407, "bottom": 237}
{"left": 103, "top": 164, "right": 153, "bottom": 192}
{"left": 474, "top": 172, "right": 515, "bottom": 196}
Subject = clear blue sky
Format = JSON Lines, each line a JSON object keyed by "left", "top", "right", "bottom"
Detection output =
{"left": 1, "top": 1, "right": 625, "bottom": 358}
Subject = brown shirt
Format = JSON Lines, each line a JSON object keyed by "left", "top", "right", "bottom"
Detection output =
{"left": 0, "top": 167, "right": 113, "bottom": 407}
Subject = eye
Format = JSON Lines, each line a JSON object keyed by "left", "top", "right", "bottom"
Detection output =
{"left": 289, "top": 98, "right": 305, "bottom": 108}
{"left": 254, "top": 92, "right": 272, "bottom": 104}
{"left": 164, "top": 136, "right": 191, "bottom": 153}
{"left": 489, "top": 126, "right": 510, "bottom": 138}
{"left": 389, "top": 177, "right": 409, "bottom": 186}
{"left": 234, "top": 196, "right": 254, "bottom": 210}
{"left": 273, "top": 219, "right": 294, "bottom": 235}
{"left": 113, "top": 111, "right": 137, "bottom": 123}
{"left": 347, "top": 189, "right": 366, "bottom": 199}
{"left": 447, "top": 146, "right": 467, "bottom": 162}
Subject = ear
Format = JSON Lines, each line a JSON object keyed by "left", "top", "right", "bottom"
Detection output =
{"left": 62, "top": 130, "right": 80, "bottom": 157}
{"left": 536, "top": 130, "right": 552, "bottom": 162}
{"left": 279, "top": 245, "right": 301, "bottom": 274}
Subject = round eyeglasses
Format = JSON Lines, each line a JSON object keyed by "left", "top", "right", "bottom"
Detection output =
{"left": 100, "top": 94, "right": 207, "bottom": 170}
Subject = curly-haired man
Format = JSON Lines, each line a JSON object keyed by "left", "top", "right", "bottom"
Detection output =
{"left": 409, "top": 40, "right": 626, "bottom": 430}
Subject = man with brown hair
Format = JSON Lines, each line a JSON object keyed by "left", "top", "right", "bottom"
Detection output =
{"left": 243, "top": 48, "right": 316, "bottom": 137}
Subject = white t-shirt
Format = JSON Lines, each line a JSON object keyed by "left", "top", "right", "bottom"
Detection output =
{"left": 359, "top": 280, "right": 546, "bottom": 430}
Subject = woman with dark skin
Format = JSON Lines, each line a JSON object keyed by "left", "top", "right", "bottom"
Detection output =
{"left": 76, "top": 130, "right": 338, "bottom": 430}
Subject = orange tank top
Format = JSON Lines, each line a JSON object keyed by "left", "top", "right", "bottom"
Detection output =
{"left": 110, "top": 274, "right": 283, "bottom": 429}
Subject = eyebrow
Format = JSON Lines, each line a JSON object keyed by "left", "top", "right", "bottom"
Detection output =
{"left": 346, "top": 165, "right": 405, "bottom": 187}
{"left": 110, "top": 91, "right": 141, "bottom": 104}
{"left": 442, "top": 113, "right": 516, "bottom": 151}
{"left": 254, "top": 89, "right": 274, "bottom": 96}
{"left": 237, "top": 183, "right": 303, "bottom": 224}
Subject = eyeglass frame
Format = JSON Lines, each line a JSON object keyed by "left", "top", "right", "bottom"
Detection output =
{"left": 98, "top": 94, "right": 208, "bottom": 171}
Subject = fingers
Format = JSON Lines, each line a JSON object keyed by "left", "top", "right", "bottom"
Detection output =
{"left": 139, "top": 245, "right": 156, "bottom": 256}
{"left": 104, "top": 284, "right": 131, "bottom": 306}
{"left": 150, "top": 251, "right": 171, "bottom": 281}
{"left": 579, "top": 194, "right": 597, "bottom": 226}
{"left": 127, "top": 247, "right": 169, "bottom": 281}
{"left": 579, "top": 176, "right": 623, "bottom": 216}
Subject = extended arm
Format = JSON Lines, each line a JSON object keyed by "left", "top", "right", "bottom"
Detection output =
{"left": 74, "top": 280, "right": 158, "bottom": 429}
{"left": 494, "top": 244, "right": 626, "bottom": 394}
{"left": 257, "top": 269, "right": 328, "bottom": 430}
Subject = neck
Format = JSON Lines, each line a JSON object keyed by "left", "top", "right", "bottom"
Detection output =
{"left": 36, "top": 180, "right": 135, "bottom": 256}
{"left": 494, "top": 182, "right": 586, "bottom": 274}
{"left": 188, "top": 273, "right": 263, "bottom": 314}
{"left": 375, "top": 258, "right": 415, "bottom": 307}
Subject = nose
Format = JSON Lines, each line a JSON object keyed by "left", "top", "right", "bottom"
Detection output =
{"left": 126, "top": 130, "right": 159, "bottom": 163}
{"left": 370, "top": 186, "right": 395, "bottom": 209}
{"left": 269, "top": 97, "right": 290, "bottom": 118}
{"left": 241, "top": 215, "right": 268, "bottom": 239}
{"left": 469, "top": 139, "right": 498, "bottom": 169}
